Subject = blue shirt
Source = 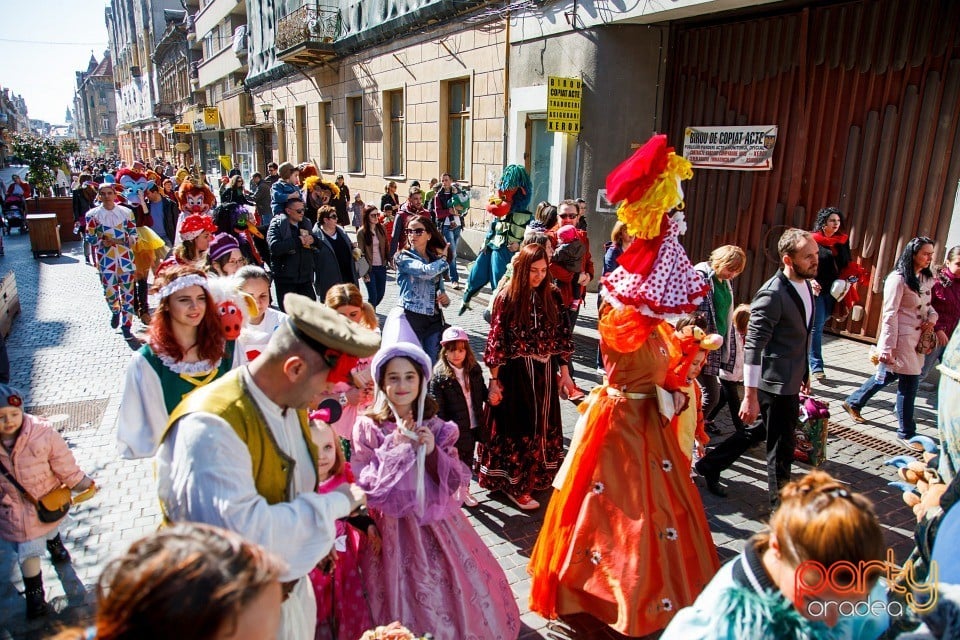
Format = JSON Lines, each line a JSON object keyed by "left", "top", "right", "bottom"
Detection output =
{"left": 149, "top": 200, "right": 168, "bottom": 242}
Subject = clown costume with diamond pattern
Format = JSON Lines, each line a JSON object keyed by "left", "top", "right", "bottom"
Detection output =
{"left": 528, "top": 135, "right": 720, "bottom": 637}
{"left": 85, "top": 191, "right": 139, "bottom": 331}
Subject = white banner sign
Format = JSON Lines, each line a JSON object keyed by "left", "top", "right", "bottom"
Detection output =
{"left": 682, "top": 125, "right": 778, "bottom": 171}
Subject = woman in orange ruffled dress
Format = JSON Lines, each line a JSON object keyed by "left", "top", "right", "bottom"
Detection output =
{"left": 528, "top": 135, "right": 720, "bottom": 637}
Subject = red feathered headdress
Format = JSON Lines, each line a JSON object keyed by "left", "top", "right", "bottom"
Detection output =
{"left": 604, "top": 134, "right": 671, "bottom": 205}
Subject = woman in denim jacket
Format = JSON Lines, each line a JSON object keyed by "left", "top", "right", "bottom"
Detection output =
{"left": 396, "top": 214, "right": 450, "bottom": 362}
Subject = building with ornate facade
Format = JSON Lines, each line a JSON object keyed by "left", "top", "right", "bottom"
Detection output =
{"left": 106, "top": 0, "right": 187, "bottom": 163}
{"left": 73, "top": 53, "right": 118, "bottom": 155}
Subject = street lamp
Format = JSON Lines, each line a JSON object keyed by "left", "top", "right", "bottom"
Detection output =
{"left": 260, "top": 102, "right": 273, "bottom": 121}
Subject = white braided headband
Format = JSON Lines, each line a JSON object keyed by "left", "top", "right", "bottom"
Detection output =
{"left": 158, "top": 274, "right": 209, "bottom": 299}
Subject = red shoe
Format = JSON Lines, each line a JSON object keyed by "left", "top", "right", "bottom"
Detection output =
{"left": 506, "top": 492, "right": 540, "bottom": 510}
{"left": 567, "top": 387, "right": 586, "bottom": 402}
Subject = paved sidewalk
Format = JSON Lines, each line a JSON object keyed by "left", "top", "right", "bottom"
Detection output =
{"left": 0, "top": 226, "right": 940, "bottom": 639}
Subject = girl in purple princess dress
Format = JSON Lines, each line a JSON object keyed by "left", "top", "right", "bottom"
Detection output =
{"left": 308, "top": 416, "right": 380, "bottom": 640}
{"left": 351, "top": 311, "right": 520, "bottom": 640}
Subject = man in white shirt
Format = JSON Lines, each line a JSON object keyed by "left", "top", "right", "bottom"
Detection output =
{"left": 696, "top": 228, "right": 817, "bottom": 507}
{"left": 157, "top": 294, "right": 379, "bottom": 640}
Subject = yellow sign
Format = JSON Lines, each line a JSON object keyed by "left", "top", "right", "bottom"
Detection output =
{"left": 173, "top": 123, "right": 192, "bottom": 133}
{"left": 203, "top": 107, "right": 220, "bottom": 127}
{"left": 547, "top": 76, "right": 582, "bottom": 134}
{"left": 219, "top": 155, "right": 233, "bottom": 171}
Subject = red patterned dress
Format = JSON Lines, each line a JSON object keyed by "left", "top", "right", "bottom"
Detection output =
{"left": 476, "top": 287, "right": 574, "bottom": 496}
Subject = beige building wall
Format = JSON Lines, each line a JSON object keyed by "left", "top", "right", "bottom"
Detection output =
{"left": 254, "top": 19, "right": 506, "bottom": 223}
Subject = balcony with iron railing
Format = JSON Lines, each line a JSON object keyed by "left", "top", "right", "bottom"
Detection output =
{"left": 276, "top": 2, "right": 341, "bottom": 67}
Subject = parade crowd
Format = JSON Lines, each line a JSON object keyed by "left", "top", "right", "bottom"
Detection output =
{"left": 1, "top": 136, "right": 959, "bottom": 640}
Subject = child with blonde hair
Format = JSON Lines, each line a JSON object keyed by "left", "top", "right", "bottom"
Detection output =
{"left": 713, "top": 303, "right": 751, "bottom": 429}
{"left": 308, "top": 417, "right": 379, "bottom": 640}
{"left": 323, "top": 284, "right": 380, "bottom": 449}
{"left": 670, "top": 316, "right": 723, "bottom": 465}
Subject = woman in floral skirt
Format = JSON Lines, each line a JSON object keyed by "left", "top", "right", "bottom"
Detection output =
{"left": 476, "top": 243, "right": 575, "bottom": 510}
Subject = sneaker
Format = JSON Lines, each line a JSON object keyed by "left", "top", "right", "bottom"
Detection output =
{"left": 842, "top": 401, "right": 865, "bottom": 424}
{"left": 46, "top": 534, "right": 71, "bottom": 564}
{"left": 505, "top": 492, "right": 540, "bottom": 510}
{"left": 897, "top": 438, "right": 924, "bottom": 452}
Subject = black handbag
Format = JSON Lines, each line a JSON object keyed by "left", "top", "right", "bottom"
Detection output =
{"left": 0, "top": 460, "right": 70, "bottom": 523}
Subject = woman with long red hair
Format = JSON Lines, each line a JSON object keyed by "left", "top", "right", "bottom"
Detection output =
{"left": 476, "top": 243, "right": 575, "bottom": 510}
{"left": 117, "top": 266, "right": 240, "bottom": 459}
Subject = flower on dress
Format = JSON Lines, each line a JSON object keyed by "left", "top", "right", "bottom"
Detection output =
{"left": 661, "top": 459, "right": 673, "bottom": 472}
{"left": 661, "top": 598, "right": 673, "bottom": 611}
{"left": 592, "top": 482, "right": 605, "bottom": 495}
{"left": 665, "top": 528, "right": 678, "bottom": 541}
{"left": 590, "top": 550, "right": 602, "bottom": 565}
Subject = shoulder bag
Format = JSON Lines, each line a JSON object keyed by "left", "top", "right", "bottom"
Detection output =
{"left": 0, "top": 460, "right": 71, "bottom": 523}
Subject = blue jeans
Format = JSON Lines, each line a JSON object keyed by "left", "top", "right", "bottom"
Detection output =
{"left": 441, "top": 225, "right": 462, "bottom": 283}
{"left": 919, "top": 344, "right": 946, "bottom": 381}
{"left": 809, "top": 294, "right": 834, "bottom": 373}
{"left": 846, "top": 371, "right": 921, "bottom": 438}
{"left": 364, "top": 265, "right": 387, "bottom": 308}
{"left": 421, "top": 329, "right": 441, "bottom": 365}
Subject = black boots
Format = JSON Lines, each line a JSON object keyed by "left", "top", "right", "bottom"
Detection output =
{"left": 46, "top": 533, "right": 71, "bottom": 564}
{"left": 23, "top": 573, "right": 48, "bottom": 619}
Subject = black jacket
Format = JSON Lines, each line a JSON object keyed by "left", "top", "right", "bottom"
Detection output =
{"left": 71, "top": 187, "right": 95, "bottom": 222}
{"left": 429, "top": 363, "right": 487, "bottom": 435}
{"left": 266, "top": 214, "right": 316, "bottom": 284}
{"left": 251, "top": 180, "right": 272, "bottom": 222}
{"left": 311, "top": 223, "right": 358, "bottom": 300}
{"left": 157, "top": 196, "right": 179, "bottom": 243}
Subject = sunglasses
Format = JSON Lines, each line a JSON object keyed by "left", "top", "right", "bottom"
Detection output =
{"left": 558, "top": 213, "right": 579, "bottom": 220}
{"left": 325, "top": 214, "right": 339, "bottom": 220}
{"left": 289, "top": 207, "right": 305, "bottom": 213}
{"left": 405, "top": 228, "right": 427, "bottom": 236}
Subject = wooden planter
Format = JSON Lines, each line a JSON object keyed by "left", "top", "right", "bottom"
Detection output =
{"left": 33, "top": 197, "right": 76, "bottom": 243}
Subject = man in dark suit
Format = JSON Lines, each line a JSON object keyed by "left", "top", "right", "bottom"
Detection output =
{"left": 696, "top": 228, "right": 818, "bottom": 506}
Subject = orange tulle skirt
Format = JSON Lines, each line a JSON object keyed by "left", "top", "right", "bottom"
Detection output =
{"left": 528, "top": 383, "right": 720, "bottom": 636}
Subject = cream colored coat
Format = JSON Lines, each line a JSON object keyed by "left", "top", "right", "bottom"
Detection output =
{"left": 878, "top": 271, "right": 938, "bottom": 376}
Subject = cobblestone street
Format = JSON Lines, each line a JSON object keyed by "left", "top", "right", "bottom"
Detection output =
{"left": 0, "top": 220, "right": 942, "bottom": 639}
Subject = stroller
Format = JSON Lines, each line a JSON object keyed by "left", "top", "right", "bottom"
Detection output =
{"left": 2, "top": 195, "right": 27, "bottom": 235}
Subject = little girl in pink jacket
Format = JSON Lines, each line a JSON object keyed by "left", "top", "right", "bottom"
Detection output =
{"left": 0, "top": 384, "right": 96, "bottom": 620}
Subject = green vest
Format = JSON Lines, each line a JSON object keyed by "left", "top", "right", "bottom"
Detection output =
{"left": 142, "top": 341, "right": 236, "bottom": 414}
{"left": 163, "top": 368, "right": 318, "bottom": 506}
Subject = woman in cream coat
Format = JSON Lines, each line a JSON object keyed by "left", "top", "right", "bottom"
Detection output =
{"left": 843, "top": 237, "right": 937, "bottom": 443}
